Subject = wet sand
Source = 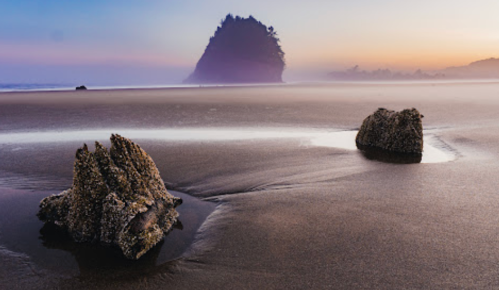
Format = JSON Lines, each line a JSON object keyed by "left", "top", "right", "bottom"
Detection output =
{"left": 2, "top": 82, "right": 499, "bottom": 289}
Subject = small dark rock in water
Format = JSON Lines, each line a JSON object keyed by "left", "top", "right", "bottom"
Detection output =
{"left": 38, "top": 134, "right": 182, "bottom": 260}
{"left": 75, "top": 85, "right": 87, "bottom": 90}
{"left": 356, "top": 108, "right": 423, "bottom": 154}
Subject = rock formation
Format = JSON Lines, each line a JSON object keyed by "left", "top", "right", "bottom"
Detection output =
{"left": 184, "top": 14, "right": 285, "bottom": 84}
{"left": 75, "top": 85, "right": 87, "bottom": 90}
{"left": 356, "top": 108, "right": 423, "bottom": 154}
{"left": 38, "top": 134, "right": 182, "bottom": 260}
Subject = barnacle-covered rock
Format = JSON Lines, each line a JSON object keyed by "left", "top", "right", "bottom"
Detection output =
{"left": 38, "top": 134, "right": 182, "bottom": 260}
{"left": 356, "top": 108, "right": 424, "bottom": 154}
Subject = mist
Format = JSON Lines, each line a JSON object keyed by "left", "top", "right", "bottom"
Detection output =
{"left": 0, "top": 63, "right": 192, "bottom": 87}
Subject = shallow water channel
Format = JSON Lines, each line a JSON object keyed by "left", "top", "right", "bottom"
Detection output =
{"left": 0, "top": 187, "right": 215, "bottom": 279}
{"left": 0, "top": 127, "right": 455, "bottom": 164}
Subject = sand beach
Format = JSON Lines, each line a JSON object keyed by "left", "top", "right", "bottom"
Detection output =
{"left": 2, "top": 82, "right": 499, "bottom": 289}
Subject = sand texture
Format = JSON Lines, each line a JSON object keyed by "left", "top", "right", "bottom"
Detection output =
{"left": 2, "top": 82, "right": 499, "bottom": 289}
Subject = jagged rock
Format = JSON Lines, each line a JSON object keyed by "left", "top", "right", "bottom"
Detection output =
{"left": 75, "top": 85, "right": 87, "bottom": 90}
{"left": 38, "top": 134, "right": 182, "bottom": 260}
{"left": 356, "top": 108, "right": 423, "bottom": 154}
{"left": 184, "top": 14, "right": 285, "bottom": 84}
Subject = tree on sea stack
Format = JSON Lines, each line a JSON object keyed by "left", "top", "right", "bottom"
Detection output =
{"left": 184, "top": 14, "right": 285, "bottom": 84}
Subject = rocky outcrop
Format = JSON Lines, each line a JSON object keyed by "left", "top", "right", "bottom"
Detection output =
{"left": 38, "top": 134, "right": 182, "bottom": 260}
{"left": 75, "top": 85, "right": 87, "bottom": 90}
{"left": 184, "top": 14, "right": 285, "bottom": 84}
{"left": 356, "top": 108, "right": 423, "bottom": 154}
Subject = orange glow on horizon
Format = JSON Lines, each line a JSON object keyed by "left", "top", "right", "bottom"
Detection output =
{"left": 285, "top": 41, "right": 499, "bottom": 71}
{"left": 2, "top": 37, "right": 498, "bottom": 73}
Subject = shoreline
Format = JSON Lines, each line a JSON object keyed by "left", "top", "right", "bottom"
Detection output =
{"left": 0, "top": 82, "right": 288, "bottom": 94}
{"left": 3, "top": 79, "right": 499, "bottom": 94}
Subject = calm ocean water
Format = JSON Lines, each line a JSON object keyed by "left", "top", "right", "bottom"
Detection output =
{"left": 0, "top": 83, "right": 241, "bottom": 92}
{"left": 0, "top": 83, "right": 72, "bottom": 92}
{"left": 3, "top": 80, "right": 499, "bottom": 93}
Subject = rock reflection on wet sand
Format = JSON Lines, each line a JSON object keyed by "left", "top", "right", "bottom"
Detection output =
{"left": 310, "top": 130, "right": 455, "bottom": 164}
{"left": 0, "top": 188, "right": 216, "bottom": 279}
{"left": 355, "top": 143, "right": 422, "bottom": 164}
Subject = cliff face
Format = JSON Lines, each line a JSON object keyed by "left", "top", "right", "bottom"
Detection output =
{"left": 185, "top": 14, "right": 285, "bottom": 84}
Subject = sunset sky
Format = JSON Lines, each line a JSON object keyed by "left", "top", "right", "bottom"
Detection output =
{"left": 1, "top": 0, "right": 499, "bottom": 84}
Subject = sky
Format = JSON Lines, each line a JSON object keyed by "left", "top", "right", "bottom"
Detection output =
{"left": 1, "top": 0, "right": 499, "bottom": 85}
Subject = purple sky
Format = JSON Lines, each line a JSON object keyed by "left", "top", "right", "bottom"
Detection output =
{"left": 1, "top": 0, "right": 499, "bottom": 85}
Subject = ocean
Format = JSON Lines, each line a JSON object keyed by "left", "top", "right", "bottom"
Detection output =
{"left": 0, "top": 83, "right": 72, "bottom": 92}
{"left": 0, "top": 82, "right": 274, "bottom": 92}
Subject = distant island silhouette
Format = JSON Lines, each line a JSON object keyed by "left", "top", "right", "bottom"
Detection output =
{"left": 327, "top": 58, "right": 499, "bottom": 81}
{"left": 184, "top": 14, "right": 285, "bottom": 84}
{"left": 327, "top": 65, "right": 445, "bottom": 81}
{"left": 442, "top": 58, "right": 499, "bottom": 79}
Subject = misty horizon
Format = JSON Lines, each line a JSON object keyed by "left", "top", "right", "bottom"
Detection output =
{"left": 2, "top": 1, "right": 499, "bottom": 85}
{"left": 3, "top": 58, "right": 499, "bottom": 87}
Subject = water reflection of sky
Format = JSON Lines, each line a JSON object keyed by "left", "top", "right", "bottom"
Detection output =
{"left": 310, "top": 130, "right": 455, "bottom": 164}
{"left": 0, "top": 128, "right": 455, "bottom": 164}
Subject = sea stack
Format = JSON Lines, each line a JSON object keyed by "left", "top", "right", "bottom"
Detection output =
{"left": 184, "top": 14, "right": 285, "bottom": 84}
{"left": 38, "top": 134, "right": 182, "bottom": 260}
{"left": 356, "top": 108, "right": 424, "bottom": 154}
